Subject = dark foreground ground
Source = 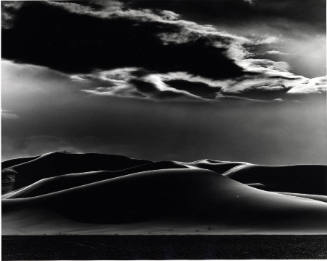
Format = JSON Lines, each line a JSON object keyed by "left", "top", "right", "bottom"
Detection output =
{"left": 2, "top": 235, "right": 327, "bottom": 259}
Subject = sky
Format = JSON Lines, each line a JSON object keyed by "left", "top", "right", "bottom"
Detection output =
{"left": 1, "top": 0, "right": 327, "bottom": 164}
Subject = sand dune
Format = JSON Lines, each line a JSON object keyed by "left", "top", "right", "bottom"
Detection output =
{"left": 2, "top": 152, "right": 327, "bottom": 234}
{"left": 2, "top": 152, "right": 152, "bottom": 191}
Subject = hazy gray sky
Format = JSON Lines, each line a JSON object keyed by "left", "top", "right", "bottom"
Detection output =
{"left": 2, "top": 61, "right": 327, "bottom": 164}
{"left": 1, "top": 1, "right": 326, "bottom": 164}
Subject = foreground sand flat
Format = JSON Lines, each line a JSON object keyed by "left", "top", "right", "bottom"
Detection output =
{"left": 3, "top": 235, "right": 327, "bottom": 259}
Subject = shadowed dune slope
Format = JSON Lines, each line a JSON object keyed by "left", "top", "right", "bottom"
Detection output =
{"left": 224, "top": 164, "right": 327, "bottom": 195}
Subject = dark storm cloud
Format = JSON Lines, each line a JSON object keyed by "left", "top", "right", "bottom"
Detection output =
{"left": 127, "top": 0, "right": 326, "bottom": 32}
{"left": 126, "top": 0, "right": 326, "bottom": 78}
{"left": 2, "top": 0, "right": 326, "bottom": 101}
{"left": 1, "top": 1, "right": 244, "bottom": 79}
